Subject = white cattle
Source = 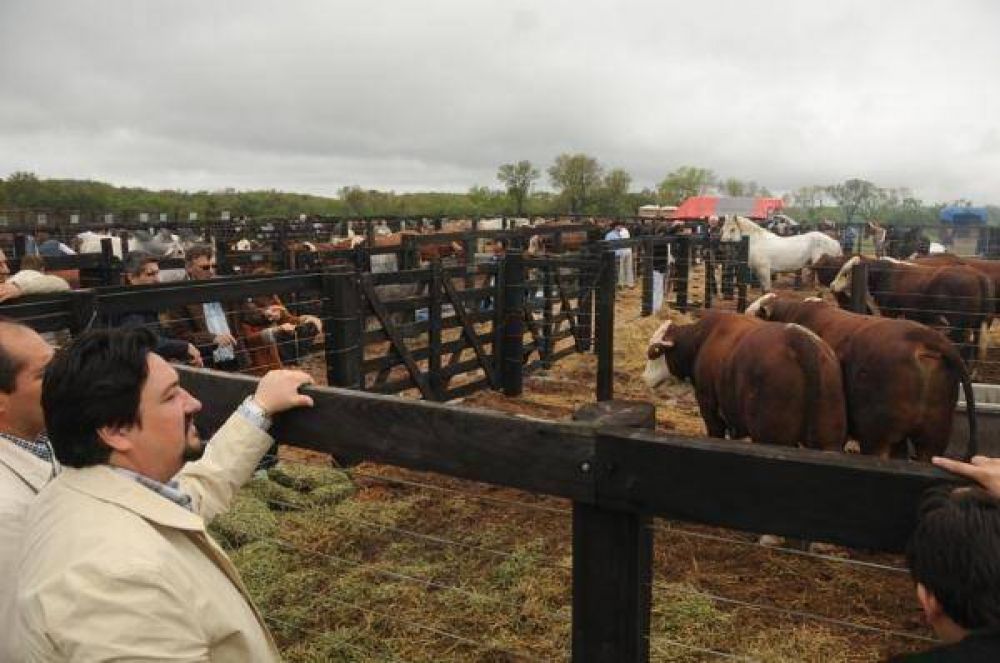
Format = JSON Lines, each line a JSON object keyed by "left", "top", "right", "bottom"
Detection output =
{"left": 76, "top": 229, "right": 188, "bottom": 260}
{"left": 719, "top": 216, "right": 842, "bottom": 292}
{"left": 76, "top": 232, "right": 126, "bottom": 259}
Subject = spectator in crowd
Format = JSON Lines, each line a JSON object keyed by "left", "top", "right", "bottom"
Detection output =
{"left": 162, "top": 245, "right": 249, "bottom": 371}
{"left": 0, "top": 319, "right": 57, "bottom": 661}
{"left": 240, "top": 267, "right": 322, "bottom": 368}
{"left": 887, "top": 486, "right": 1000, "bottom": 661}
{"left": 0, "top": 249, "right": 70, "bottom": 303}
{"left": 116, "top": 251, "right": 202, "bottom": 367}
{"left": 840, "top": 223, "right": 859, "bottom": 254}
{"left": 604, "top": 221, "right": 634, "bottom": 288}
{"left": 33, "top": 231, "right": 76, "bottom": 257}
{"left": 12, "top": 328, "right": 313, "bottom": 661}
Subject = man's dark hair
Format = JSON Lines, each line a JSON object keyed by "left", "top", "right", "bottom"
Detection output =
{"left": 185, "top": 244, "right": 214, "bottom": 265}
{"left": 124, "top": 250, "right": 158, "bottom": 276}
{"left": 42, "top": 328, "right": 158, "bottom": 467}
{"left": 907, "top": 487, "right": 1000, "bottom": 631}
{"left": 0, "top": 316, "right": 31, "bottom": 393}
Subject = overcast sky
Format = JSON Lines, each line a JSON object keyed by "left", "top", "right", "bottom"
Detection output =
{"left": 1, "top": 0, "right": 998, "bottom": 204}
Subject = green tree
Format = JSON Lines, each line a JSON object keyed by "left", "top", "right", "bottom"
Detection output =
{"left": 884, "top": 196, "right": 936, "bottom": 225}
{"left": 467, "top": 185, "right": 495, "bottom": 215}
{"left": 338, "top": 185, "right": 369, "bottom": 216}
{"left": 548, "top": 153, "right": 604, "bottom": 214}
{"left": 596, "top": 168, "right": 633, "bottom": 215}
{"left": 827, "top": 178, "right": 880, "bottom": 223}
{"left": 721, "top": 177, "right": 746, "bottom": 197}
{"left": 496, "top": 160, "right": 539, "bottom": 216}
{"left": 5, "top": 171, "right": 43, "bottom": 208}
{"left": 657, "top": 166, "right": 715, "bottom": 205}
{"left": 792, "top": 185, "right": 828, "bottom": 223}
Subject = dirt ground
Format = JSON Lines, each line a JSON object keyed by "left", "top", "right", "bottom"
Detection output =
{"left": 262, "top": 278, "right": 936, "bottom": 662}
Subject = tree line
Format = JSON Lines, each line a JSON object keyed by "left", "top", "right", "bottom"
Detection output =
{"left": 0, "top": 158, "right": 993, "bottom": 226}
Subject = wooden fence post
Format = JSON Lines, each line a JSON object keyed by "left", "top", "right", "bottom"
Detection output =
{"left": 68, "top": 289, "right": 98, "bottom": 336}
{"left": 463, "top": 232, "right": 476, "bottom": 289}
{"left": 324, "top": 270, "right": 362, "bottom": 389}
{"left": 428, "top": 260, "right": 445, "bottom": 399}
{"left": 501, "top": 251, "right": 525, "bottom": 396}
{"left": 674, "top": 236, "right": 690, "bottom": 313}
{"left": 577, "top": 246, "right": 596, "bottom": 353}
{"left": 596, "top": 251, "right": 615, "bottom": 402}
{"left": 278, "top": 218, "right": 289, "bottom": 271}
{"left": 100, "top": 237, "right": 119, "bottom": 286}
{"left": 492, "top": 259, "right": 506, "bottom": 388}
{"left": 704, "top": 236, "right": 715, "bottom": 309}
{"left": 720, "top": 241, "right": 735, "bottom": 301}
{"left": 354, "top": 244, "right": 371, "bottom": 273}
{"left": 216, "top": 238, "right": 232, "bottom": 276}
{"left": 401, "top": 234, "right": 419, "bottom": 271}
{"left": 640, "top": 237, "right": 654, "bottom": 317}
{"left": 850, "top": 260, "right": 869, "bottom": 313}
{"left": 542, "top": 264, "right": 555, "bottom": 368}
{"left": 571, "top": 403, "right": 655, "bottom": 663}
{"left": 736, "top": 236, "right": 750, "bottom": 313}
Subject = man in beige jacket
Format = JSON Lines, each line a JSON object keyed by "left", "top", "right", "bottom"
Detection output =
{"left": 13, "top": 327, "right": 314, "bottom": 661}
{"left": 0, "top": 318, "right": 58, "bottom": 647}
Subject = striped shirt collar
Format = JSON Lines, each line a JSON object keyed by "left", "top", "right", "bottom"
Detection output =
{"left": 0, "top": 431, "right": 54, "bottom": 463}
{"left": 110, "top": 466, "right": 193, "bottom": 512}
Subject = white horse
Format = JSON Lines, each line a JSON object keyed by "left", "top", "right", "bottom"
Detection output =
{"left": 719, "top": 216, "right": 842, "bottom": 292}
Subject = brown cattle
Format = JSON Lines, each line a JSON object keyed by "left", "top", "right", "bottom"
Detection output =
{"left": 643, "top": 311, "right": 846, "bottom": 450}
{"left": 914, "top": 253, "right": 1000, "bottom": 319}
{"left": 830, "top": 256, "right": 993, "bottom": 361}
{"left": 746, "top": 293, "right": 977, "bottom": 460}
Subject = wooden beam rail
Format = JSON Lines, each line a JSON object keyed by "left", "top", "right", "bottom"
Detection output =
{"left": 178, "top": 366, "right": 957, "bottom": 662}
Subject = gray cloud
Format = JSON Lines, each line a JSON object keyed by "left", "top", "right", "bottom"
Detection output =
{"left": 1, "top": 0, "right": 998, "bottom": 202}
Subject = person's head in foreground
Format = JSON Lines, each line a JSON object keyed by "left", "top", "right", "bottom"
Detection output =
{"left": 42, "top": 328, "right": 204, "bottom": 480}
{"left": 907, "top": 486, "right": 1000, "bottom": 644}
{"left": 0, "top": 317, "right": 55, "bottom": 441}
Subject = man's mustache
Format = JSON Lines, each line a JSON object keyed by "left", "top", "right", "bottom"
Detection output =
{"left": 182, "top": 417, "right": 207, "bottom": 461}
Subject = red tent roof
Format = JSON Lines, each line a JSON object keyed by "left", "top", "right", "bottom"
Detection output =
{"left": 673, "top": 196, "right": 783, "bottom": 220}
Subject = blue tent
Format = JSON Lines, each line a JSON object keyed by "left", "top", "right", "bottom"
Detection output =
{"left": 939, "top": 206, "right": 988, "bottom": 226}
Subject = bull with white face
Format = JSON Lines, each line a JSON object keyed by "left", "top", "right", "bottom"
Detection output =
{"left": 643, "top": 311, "right": 847, "bottom": 451}
{"left": 642, "top": 321, "right": 684, "bottom": 389}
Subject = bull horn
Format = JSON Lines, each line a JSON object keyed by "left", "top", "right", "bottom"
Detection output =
{"left": 864, "top": 293, "right": 882, "bottom": 316}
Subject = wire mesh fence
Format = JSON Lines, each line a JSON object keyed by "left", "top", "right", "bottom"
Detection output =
{"left": 205, "top": 448, "right": 934, "bottom": 662}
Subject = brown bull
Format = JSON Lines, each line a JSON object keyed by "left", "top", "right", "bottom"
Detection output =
{"left": 746, "top": 294, "right": 977, "bottom": 460}
{"left": 914, "top": 253, "right": 1000, "bottom": 319}
{"left": 830, "top": 256, "right": 993, "bottom": 362}
{"left": 643, "top": 311, "right": 846, "bottom": 450}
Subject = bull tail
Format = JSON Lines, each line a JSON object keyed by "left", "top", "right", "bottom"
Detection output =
{"left": 939, "top": 340, "right": 978, "bottom": 460}
{"left": 786, "top": 324, "right": 840, "bottom": 450}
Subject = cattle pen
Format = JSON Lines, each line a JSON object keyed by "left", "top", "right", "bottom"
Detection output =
{"left": 4, "top": 215, "right": 994, "bottom": 660}
{"left": 175, "top": 362, "right": 955, "bottom": 662}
